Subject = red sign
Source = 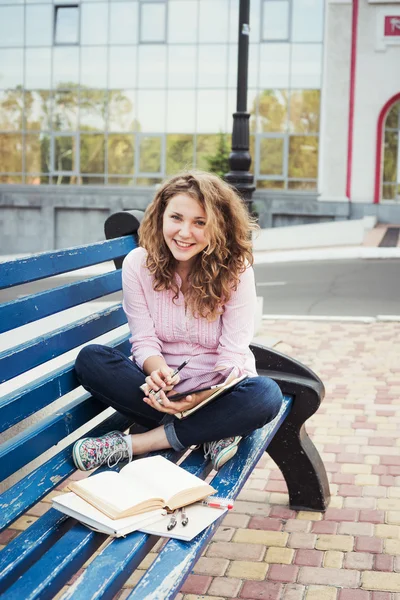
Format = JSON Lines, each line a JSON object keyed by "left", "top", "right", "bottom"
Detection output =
{"left": 384, "top": 16, "right": 400, "bottom": 36}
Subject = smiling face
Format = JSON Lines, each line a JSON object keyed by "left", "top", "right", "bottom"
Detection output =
{"left": 162, "top": 193, "right": 208, "bottom": 272}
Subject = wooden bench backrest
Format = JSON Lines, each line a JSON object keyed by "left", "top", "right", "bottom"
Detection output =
{"left": 0, "top": 235, "right": 138, "bottom": 529}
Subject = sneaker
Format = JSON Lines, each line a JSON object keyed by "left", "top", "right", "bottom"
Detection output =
{"left": 72, "top": 431, "right": 132, "bottom": 471}
{"left": 203, "top": 436, "right": 242, "bottom": 471}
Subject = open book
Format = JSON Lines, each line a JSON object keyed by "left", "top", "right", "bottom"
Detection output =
{"left": 53, "top": 492, "right": 165, "bottom": 537}
{"left": 67, "top": 455, "right": 215, "bottom": 520}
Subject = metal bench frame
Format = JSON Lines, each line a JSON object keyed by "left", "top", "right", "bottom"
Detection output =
{"left": 0, "top": 214, "right": 330, "bottom": 599}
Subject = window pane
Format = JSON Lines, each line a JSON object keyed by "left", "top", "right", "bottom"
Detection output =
{"left": 291, "top": 44, "right": 322, "bottom": 88}
{"left": 197, "top": 90, "right": 227, "bottom": 134}
{"left": 386, "top": 102, "right": 399, "bottom": 129}
{"left": 289, "top": 89, "right": 320, "bottom": 133}
{"left": 53, "top": 174, "right": 78, "bottom": 185}
{"left": 0, "top": 134, "right": 22, "bottom": 172}
{"left": 108, "top": 90, "right": 136, "bottom": 132}
{"left": 26, "top": 175, "right": 49, "bottom": 185}
{"left": 137, "top": 90, "right": 166, "bottom": 132}
{"left": 167, "top": 91, "right": 195, "bottom": 134}
{"left": 80, "top": 90, "right": 106, "bottom": 131}
{"left": 108, "top": 134, "right": 134, "bottom": 174}
{"left": 25, "top": 49, "right": 52, "bottom": 89}
{"left": 54, "top": 135, "right": 76, "bottom": 172}
{"left": 80, "top": 134, "right": 105, "bottom": 173}
{"left": 140, "top": 2, "right": 166, "bottom": 43}
{"left": 25, "top": 91, "right": 51, "bottom": 131}
{"left": 80, "top": 175, "right": 105, "bottom": 185}
{"left": 259, "top": 43, "right": 290, "bottom": 88}
{"left": 288, "top": 135, "right": 318, "bottom": 178}
{"left": 53, "top": 90, "right": 78, "bottom": 131}
{"left": 139, "top": 136, "right": 162, "bottom": 174}
{"left": 256, "top": 89, "right": 288, "bottom": 133}
{"left": 81, "top": 3, "right": 108, "bottom": 44}
{"left": 53, "top": 47, "right": 79, "bottom": 88}
{"left": 110, "top": 2, "right": 138, "bottom": 44}
{"left": 168, "top": 1, "right": 198, "bottom": 43}
{"left": 0, "top": 49, "right": 23, "bottom": 89}
{"left": 0, "top": 175, "right": 23, "bottom": 184}
{"left": 0, "top": 90, "right": 23, "bottom": 131}
{"left": 166, "top": 134, "right": 194, "bottom": 174}
{"left": 0, "top": 6, "right": 24, "bottom": 46}
{"left": 25, "top": 133, "right": 50, "bottom": 173}
{"left": 262, "top": 0, "right": 289, "bottom": 40}
{"left": 196, "top": 134, "right": 219, "bottom": 170}
{"left": 292, "top": 0, "right": 324, "bottom": 43}
{"left": 256, "top": 179, "right": 285, "bottom": 189}
{"left": 81, "top": 47, "right": 108, "bottom": 88}
{"left": 228, "top": 43, "right": 259, "bottom": 88}
{"left": 138, "top": 46, "right": 166, "bottom": 88}
{"left": 198, "top": 46, "right": 228, "bottom": 88}
{"left": 26, "top": 5, "right": 52, "bottom": 46}
{"left": 55, "top": 6, "right": 79, "bottom": 44}
{"left": 383, "top": 131, "right": 398, "bottom": 183}
{"left": 259, "top": 137, "right": 284, "bottom": 176}
{"left": 109, "top": 47, "right": 137, "bottom": 89}
{"left": 288, "top": 180, "right": 317, "bottom": 190}
{"left": 136, "top": 177, "right": 162, "bottom": 186}
{"left": 199, "top": 0, "right": 228, "bottom": 43}
{"left": 168, "top": 46, "right": 196, "bottom": 89}
{"left": 107, "top": 177, "right": 134, "bottom": 186}
{"left": 382, "top": 183, "right": 397, "bottom": 201}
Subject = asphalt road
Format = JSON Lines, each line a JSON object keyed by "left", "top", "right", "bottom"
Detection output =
{"left": 253, "top": 258, "right": 400, "bottom": 317}
{"left": 1, "top": 259, "right": 399, "bottom": 318}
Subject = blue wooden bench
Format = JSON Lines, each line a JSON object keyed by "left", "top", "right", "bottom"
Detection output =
{"left": 0, "top": 211, "right": 330, "bottom": 599}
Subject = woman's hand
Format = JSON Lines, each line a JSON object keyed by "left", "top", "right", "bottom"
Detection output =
{"left": 142, "top": 367, "right": 180, "bottom": 397}
{"left": 143, "top": 388, "right": 216, "bottom": 415}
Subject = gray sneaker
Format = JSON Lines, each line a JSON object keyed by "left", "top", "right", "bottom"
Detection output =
{"left": 203, "top": 436, "right": 242, "bottom": 470}
{"left": 73, "top": 431, "right": 132, "bottom": 471}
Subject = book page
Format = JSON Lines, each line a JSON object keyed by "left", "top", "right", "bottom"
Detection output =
{"left": 120, "top": 456, "right": 214, "bottom": 506}
{"left": 69, "top": 471, "right": 163, "bottom": 516}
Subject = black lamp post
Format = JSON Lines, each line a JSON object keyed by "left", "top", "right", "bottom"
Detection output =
{"left": 225, "top": 0, "right": 255, "bottom": 214}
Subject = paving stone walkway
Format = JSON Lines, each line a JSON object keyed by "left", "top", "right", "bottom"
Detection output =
{"left": 1, "top": 319, "right": 399, "bottom": 599}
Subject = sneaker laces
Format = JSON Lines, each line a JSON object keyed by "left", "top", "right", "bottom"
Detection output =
{"left": 203, "top": 440, "right": 219, "bottom": 460}
{"left": 92, "top": 435, "right": 132, "bottom": 468}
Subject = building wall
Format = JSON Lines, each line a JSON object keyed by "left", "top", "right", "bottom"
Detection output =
{"left": 351, "top": 1, "right": 400, "bottom": 203}
{"left": 319, "top": 0, "right": 352, "bottom": 202}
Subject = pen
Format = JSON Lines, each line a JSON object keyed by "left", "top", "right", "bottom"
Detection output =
{"left": 167, "top": 511, "right": 178, "bottom": 531}
{"left": 180, "top": 507, "right": 188, "bottom": 527}
{"left": 140, "top": 358, "right": 191, "bottom": 396}
{"left": 202, "top": 497, "right": 234, "bottom": 510}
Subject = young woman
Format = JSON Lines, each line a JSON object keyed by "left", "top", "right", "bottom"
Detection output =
{"left": 72, "top": 171, "right": 283, "bottom": 472}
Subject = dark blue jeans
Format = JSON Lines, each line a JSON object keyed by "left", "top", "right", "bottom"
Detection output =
{"left": 75, "top": 344, "right": 283, "bottom": 452}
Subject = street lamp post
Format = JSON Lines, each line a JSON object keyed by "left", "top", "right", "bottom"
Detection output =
{"left": 225, "top": 0, "right": 255, "bottom": 214}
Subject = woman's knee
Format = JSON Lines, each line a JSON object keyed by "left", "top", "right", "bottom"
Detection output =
{"left": 75, "top": 344, "right": 108, "bottom": 385}
{"left": 249, "top": 377, "right": 283, "bottom": 423}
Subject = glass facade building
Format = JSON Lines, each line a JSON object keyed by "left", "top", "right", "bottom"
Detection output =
{"left": 0, "top": 0, "right": 324, "bottom": 190}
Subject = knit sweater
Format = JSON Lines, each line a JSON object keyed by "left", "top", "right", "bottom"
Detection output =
{"left": 122, "top": 247, "right": 257, "bottom": 378}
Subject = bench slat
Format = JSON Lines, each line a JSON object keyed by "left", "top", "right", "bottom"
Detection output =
{"left": 128, "top": 396, "right": 292, "bottom": 600}
{"left": 0, "top": 304, "right": 127, "bottom": 384}
{"left": 0, "top": 271, "right": 122, "bottom": 334}
{"left": 0, "top": 337, "right": 131, "bottom": 434}
{"left": 0, "top": 237, "right": 136, "bottom": 290}
{"left": 0, "top": 411, "right": 131, "bottom": 531}
{"left": 0, "top": 395, "right": 108, "bottom": 482}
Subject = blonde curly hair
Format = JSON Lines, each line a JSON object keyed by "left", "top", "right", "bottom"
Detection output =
{"left": 139, "top": 170, "right": 259, "bottom": 321}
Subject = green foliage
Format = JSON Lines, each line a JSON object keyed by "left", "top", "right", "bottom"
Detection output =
{"left": 204, "top": 132, "right": 231, "bottom": 178}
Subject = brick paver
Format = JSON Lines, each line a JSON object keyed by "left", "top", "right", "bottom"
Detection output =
{"left": 2, "top": 319, "right": 400, "bottom": 599}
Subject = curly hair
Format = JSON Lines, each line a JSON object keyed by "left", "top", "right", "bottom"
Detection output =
{"left": 138, "top": 170, "right": 259, "bottom": 321}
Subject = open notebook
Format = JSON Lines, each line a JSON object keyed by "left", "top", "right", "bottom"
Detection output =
{"left": 67, "top": 455, "right": 215, "bottom": 520}
{"left": 53, "top": 492, "right": 165, "bottom": 537}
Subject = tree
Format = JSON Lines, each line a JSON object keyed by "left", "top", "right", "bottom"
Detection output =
{"left": 205, "top": 132, "right": 230, "bottom": 178}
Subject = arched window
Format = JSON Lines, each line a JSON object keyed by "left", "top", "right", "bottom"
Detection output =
{"left": 382, "top": 101, "right": 400, "bottom": 202}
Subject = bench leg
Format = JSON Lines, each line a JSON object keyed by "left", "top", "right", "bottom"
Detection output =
{"left": 266, "top": 378, "right": 330, "bottom": 512}
{"left": 267, "top": 421, "right": 330, "bottom": 512}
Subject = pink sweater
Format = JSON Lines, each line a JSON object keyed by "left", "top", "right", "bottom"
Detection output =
{"left": 122, "top": 247, "right": 258, "bottom": 378}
